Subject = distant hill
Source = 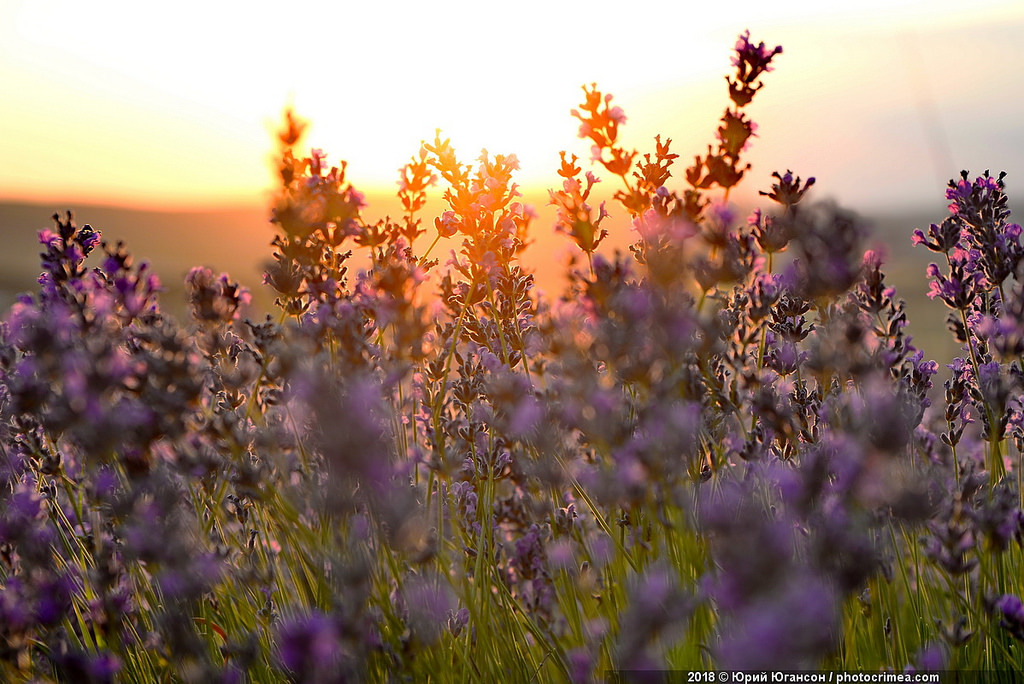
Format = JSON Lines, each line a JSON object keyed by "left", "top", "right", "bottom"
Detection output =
{"left": 0, "top": 201, "right": 272, "bottom": 315}
{"left": 0, "top": 199, "right": 964, "bottom": 365}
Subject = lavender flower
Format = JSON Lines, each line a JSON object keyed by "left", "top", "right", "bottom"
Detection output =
{"left": 992, "top": 594, "right": 1024, "bottom": 642}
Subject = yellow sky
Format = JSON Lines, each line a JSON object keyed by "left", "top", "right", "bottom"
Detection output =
{"left": 2, "top": 0, "right": 1023, "bottom": 210}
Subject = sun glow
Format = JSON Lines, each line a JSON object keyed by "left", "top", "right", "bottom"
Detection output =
{"left": 250, "top": 1, "right": 733, "bottom": 192}
{"left": 2, "top": 0, "right": 1023, "bottom": 207}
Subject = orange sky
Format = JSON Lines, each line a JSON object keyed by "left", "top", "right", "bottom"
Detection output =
{"left": 2, "top": 0, "right": 1023, "bottom": 211}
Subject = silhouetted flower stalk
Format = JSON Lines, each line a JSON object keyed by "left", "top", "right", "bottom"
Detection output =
{"left": 916, "top": 171, "right": 1023, "bottom": 483}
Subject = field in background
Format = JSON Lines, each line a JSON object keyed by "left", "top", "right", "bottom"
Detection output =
{"left": 0, "top": 197, "right": 963, "bottom": 367}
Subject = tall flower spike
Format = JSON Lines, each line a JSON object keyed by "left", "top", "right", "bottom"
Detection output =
{"left": 759, "top": 170, "right": 816, "bottom": 210}
{"left": 728, "top": 30, "right": 783, "bottom": 106}
{"left": 550, "top": 152, "right": 608, "bottom": 255}
{"left": 571, "top": 85, "right": 636, "bottom": 180}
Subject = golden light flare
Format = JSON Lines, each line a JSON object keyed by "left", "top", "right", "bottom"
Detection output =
{"left": 1, "top": 0, "right": 1023, "bottom": 207}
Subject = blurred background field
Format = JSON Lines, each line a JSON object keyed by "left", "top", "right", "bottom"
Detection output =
{"left": 0, "top": 195, "right": 980, "bottom": 370}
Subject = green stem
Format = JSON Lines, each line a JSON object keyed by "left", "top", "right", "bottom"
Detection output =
{"left": 421, "top": 232, "right": 442, "bottom": 262}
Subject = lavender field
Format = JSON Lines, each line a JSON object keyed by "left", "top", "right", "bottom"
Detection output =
{"left": 2, "top": 32, "right": 1024, "bottom": 682}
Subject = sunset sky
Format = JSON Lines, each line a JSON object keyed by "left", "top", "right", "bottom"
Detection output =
{"left": 2, "top": 0, "right": 1023, "bottom": 211}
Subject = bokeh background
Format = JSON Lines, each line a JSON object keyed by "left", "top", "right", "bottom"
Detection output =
{"left": 3, "top": 0, "right": 1023, "bottom": 364}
